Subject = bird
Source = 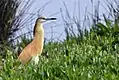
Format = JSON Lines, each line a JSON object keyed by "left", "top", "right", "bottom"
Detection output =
{"left": 18, "top": 16, "right": 56, "bottom": 64}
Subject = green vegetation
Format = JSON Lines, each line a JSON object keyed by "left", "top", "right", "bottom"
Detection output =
{"left": 1, "top": 19, "right": 119, "bottom": 79}
{"left": 0, "top": 0, "right": 119, "bottom": 80}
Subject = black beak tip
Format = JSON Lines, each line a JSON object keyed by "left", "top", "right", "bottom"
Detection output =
{"left": 51, "top": 18, "right": 57, "bottom": 20}
{"left": 46, "top": 18, "right": 57, "bottom": 20}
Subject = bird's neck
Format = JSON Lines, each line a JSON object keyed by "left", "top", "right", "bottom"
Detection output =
{"left": 33, "top": 23, "right": 44, "bottom": 53}
{"left": 34, "top": 22, "right": 44, "bottom": 42}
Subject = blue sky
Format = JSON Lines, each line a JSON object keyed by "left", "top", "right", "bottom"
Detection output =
{"left": 21, "top": 0, "right": 107, "bottom": 41}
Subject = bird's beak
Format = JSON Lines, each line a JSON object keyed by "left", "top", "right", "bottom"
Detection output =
{"left": 45, "top": 18, "right": 57, "bottom": 20}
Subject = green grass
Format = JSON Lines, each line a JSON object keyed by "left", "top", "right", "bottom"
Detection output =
{"left": 0, "top": 28, "right": 119, "bottom": 80}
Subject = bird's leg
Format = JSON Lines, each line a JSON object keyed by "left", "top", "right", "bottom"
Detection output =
{"left": 31, "top": 55, "right": 39, "bottom": 65}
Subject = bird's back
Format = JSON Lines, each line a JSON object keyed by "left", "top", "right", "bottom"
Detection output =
{"left": 18, "top": 40, "right": 39, "bottom": 64}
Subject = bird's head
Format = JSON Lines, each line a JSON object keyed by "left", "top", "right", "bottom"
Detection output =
{"left": 36, "top": 16, "right": 56, "bottom": 23}
{"left": 33, "top": 16, "right": 56, "bottom": 36}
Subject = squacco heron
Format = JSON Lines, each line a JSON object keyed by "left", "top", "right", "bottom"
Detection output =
{"left": 18, "top": 16, "right": 56, "bottom": 64}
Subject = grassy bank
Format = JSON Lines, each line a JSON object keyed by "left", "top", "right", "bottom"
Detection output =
{"left": 0, "top": 23, "right": 119, "bottom": 79}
